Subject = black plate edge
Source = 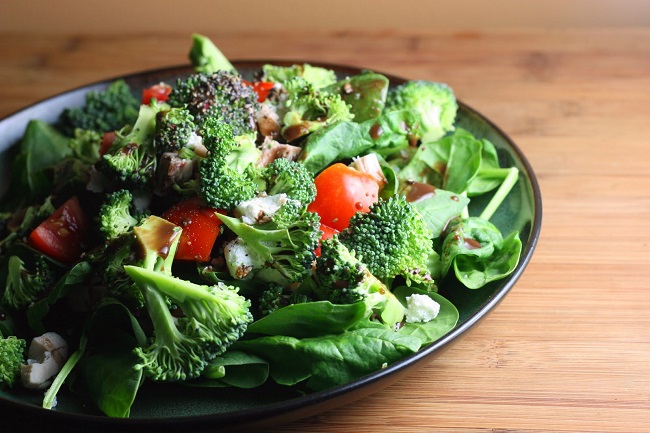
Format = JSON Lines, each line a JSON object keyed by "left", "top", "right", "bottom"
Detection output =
{"left": 0, "top": 61, "right": 543, "bottom": 432}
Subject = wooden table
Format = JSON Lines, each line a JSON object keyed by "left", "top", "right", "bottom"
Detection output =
{"left": 1, "top": 29, "right": 649, "bottom": 432}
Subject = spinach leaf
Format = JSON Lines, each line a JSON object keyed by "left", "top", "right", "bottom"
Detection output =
{"left": 367, "top": 109, "right": 420, "bottom": 157}
{"left": 410, "top": 188, "right": 469, "bottom": 239}
{"left": 326, "top": 72, "right": 389, "bottom": 122}
{"left": 393, "top": 286, "right": 459, "bottom": 345}
{"left": 396, "top": 128, "right": 519, "bottom": 224}
{"left": 395, "top": 128, "right": 510, "bottom": 196}
{"left": 79, "top": 350, "right": 143, "bottom": 418}
{"left": 299, "top": 121, "right": 369, "bottom": 173}
{"left": 234, "top": 326, "right": 421, "bottom": 391}
{"left": 246, "top": 300, "right": 368, "bottom": 338}
{"left": 193, "top": 350, "right": 269, "bottom": 389}
{"left": 7, "top": 120, "right": 72, "bottom": 208}
{"left": 395, "top": 129, "right": 451, "bottom": 186}
{"left": 453, "top": 231, "right": 522, "bottom": 289}
{"left": 440, "top": 217, "right": 522, "bottom": 289}
{"left": 27, "top": 261, "right": 92, "bottom": 334}
{"left": 77, "top": 300, "right": 146, "bottom": 418}
{"left": 467, "top": 138, "right": 507, "bottom": 196}
{"left": 299, "top": 110, "right": 418, "bottom": 174}
{"left": 443, "top": 131, "right": 483, "bottom": 193}
{"left": 397, "top": 127, "right": 482, "bottom": 192}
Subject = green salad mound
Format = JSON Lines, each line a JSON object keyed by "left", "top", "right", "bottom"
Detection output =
{"left": 0, "top": 34, "right": 521, "bottom": 417}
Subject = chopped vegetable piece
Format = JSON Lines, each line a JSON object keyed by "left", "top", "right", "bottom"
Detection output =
{"left": 307, "top": 163, "right": 380, "bottom": 231}
{"left": 162, "top": 198, "right": 224, "bottom": 262}
{"left": 28, "top": 196, "right": 88, "bottom": 263}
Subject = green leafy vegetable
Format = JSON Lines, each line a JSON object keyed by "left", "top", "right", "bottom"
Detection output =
{"left": 440, "top": 217, "right": 522, "bottom": 289}
{"left": 6, "top": 120, "right": 72, "bottom": 209}
{"left": 393, "top": 286, "right": 459, "bottom": 345}
{"left": 299, "top": 109, "right": 419, "bottom": 173}
{"left": 234, "top": 326, "right": 421, "bottom": 391}
{"left": 77, "top": 300, "right": 146, "bottom": 417}
{"left": 247, "top": 301, "right": 369, "bottom": 339}
{"left": 326, "top": 71, "right": 390, "bottom": 122}
{"left": 197, "top": 351, "right": 269, "bottom": 389}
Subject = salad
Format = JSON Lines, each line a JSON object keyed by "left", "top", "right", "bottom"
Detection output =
{"left": 0, "top": 34, "right": 522, "bottom": 417}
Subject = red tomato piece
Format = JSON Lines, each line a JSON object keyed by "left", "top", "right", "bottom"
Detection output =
{"left": 99, "top": 131, "right": 116, "bottom": 156}
{"left": 142, "top": 83, "right": 172, "bottom": 104}
{"left": 307, "top": 163, "right": 380, "bottom": 232}
{"left": 162, "top": 198, "right": 224, "bottom": 262}
{"left": 28, "top": 196, "right": 88, "bottom": 263}
{"left": 314, "top": 224, "right": 339, "bottom": 257}
{"left": 243, "top": 80, "right": 275, "bottom": 103}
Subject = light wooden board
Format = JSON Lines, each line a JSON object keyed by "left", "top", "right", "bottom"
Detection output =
{"left": 0, "top": 29, "right": 649, "bottom": 432}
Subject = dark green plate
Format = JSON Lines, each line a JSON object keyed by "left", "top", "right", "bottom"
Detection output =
{"left": 0, "top": 62, "right": 542, "bottom": 432}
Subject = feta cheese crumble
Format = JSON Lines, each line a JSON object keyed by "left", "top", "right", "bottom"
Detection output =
{"left": 404, "top": 294, "right": 440, "bottom": 324}
{"left": 235, "top": 193, "right": 292, "bottom": 225}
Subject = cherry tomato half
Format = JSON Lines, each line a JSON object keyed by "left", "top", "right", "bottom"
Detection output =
{"left": 142, "top": 83, "right": 172, "bottom": 104}
{"left": 99, "top": 131, "right": 116, "bottom": 156}
{"left": 243, "top": 80, "right": 275, "bottom": 103}
{"left": 28, "top": 196, "right": 88, "bottom": 263}
{"left": 307, "top": 163, "right": 380, "bottom": 232}
{"left": 162, "top": 198, "right": 224, "bottom": 262}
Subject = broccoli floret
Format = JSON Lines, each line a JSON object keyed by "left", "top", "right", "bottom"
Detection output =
{"left": 0, "top": 335, "right": 26, "bottom": 387}
{"left": 257, "top": 283, "right": 312, "bottom": 317}
{"left": 58, "top": 79, "right": 139, "bottom": 137}
{"left": 384, "top": 80, "right": 458, "bottom": 143}
{"left": 82, "top": 232, "right": 143, "bottom": 310}
{"left": 262, "top": 63, "right": 337, "bottom": 89}
{"left": 68, "top": 128, "right": 103, "bottom": 164}
{"left": 123, "top": 215, "right": 252, "bottom": 381}
{"left": 177, "top": 118, "right": 259, "bottom": 210}
{"left": 218, "top": 210, "right": 321, "bottom": 285}
{"left": 338, "top": 195, "right": 435, "bottom": 287}
{"left": 280, "top": 78, "right": 354, "bottom": 142}
{"left": 310, "top": 236, "right": 405, "bottom": 326}
{"left": 98, "top": 189, "right": 143, "bottom": 241}
{"left": 267, "top": 199, "right": 305, "bottom": 229}
{"left": 2, "top": 255, "right": 56, "bottom": 310}
{"left": 189, "top": 33, "right": 237, "bottom": 74}
{"left": 46, "top": 128, "right": 103, "bottom": 197}
{"left": 168, "top": 70, "right": 259, "bottom": 136}
{"left": 153, "top": 107, "right": 197, "bottom": 158}
{"left": 98, "top": 102, "right": 167, "bottom": 187}
{"left": 262, "top": 158, "right": 316, "bottom": 208}
{"left": 102, "top": 239, "right": 143, "bottom": 309}
{"left": 106, "top": 250, "right": 144, "bottom": 311}
{"left": 226, "top": 133, "right": 262, "bottom": 171}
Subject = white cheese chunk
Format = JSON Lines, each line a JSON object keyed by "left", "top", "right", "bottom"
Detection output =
{"left": 404, "top": 294, "right": 440, "bottom": 324}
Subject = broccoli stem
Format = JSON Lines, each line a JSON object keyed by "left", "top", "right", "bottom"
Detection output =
{"left": 479, "top": 167, "right": 519, "bottom": 221}
{"left": 139, "top": 283, "right": 186, "bottom": 354}
{"left": 189, "top": 33, "right": 237, "bottom": 74}
{"left": 127, "top": 265, "right": 219, "bottom": 304}
{"left": 42, "top": 336, "right": 87, "bottom": 410}
{"left": 217, "top": 214, "right": 291, "bottom": 258}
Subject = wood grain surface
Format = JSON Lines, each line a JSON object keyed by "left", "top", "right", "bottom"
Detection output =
{"left": 1, "top": 29, "right": 649, "bottom": 432}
